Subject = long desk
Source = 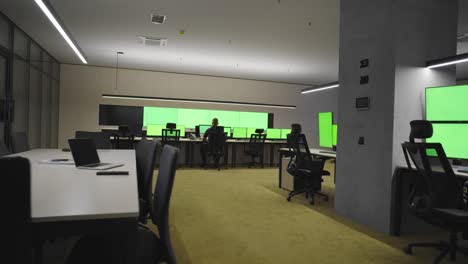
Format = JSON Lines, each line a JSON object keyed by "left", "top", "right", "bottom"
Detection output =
{"left": 13, "top": 149, "right": 139, "bottom": 263}
{"left": 391, "top": 165, "right": 468, "bottom": 236}
{"left": 278, "top": 147, "right": 337, "bottom": 189}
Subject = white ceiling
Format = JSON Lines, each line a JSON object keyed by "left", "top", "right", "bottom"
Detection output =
{"left": 0, "top": 0, "right": 340, "bottom": 85}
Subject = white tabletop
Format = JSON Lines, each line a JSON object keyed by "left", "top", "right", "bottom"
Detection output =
{"left": 279, "top": 147, "right": 337, "bottom": 158}
{"left": 13, "top": 149, "right": 139, "bottom": 223}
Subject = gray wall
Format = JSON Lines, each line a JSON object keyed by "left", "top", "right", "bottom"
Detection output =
{"left": 59, "top": 64, "right": 335, "bottom": 148}
{"left": 336, "top": 0, "right": 457, "bottom": 234}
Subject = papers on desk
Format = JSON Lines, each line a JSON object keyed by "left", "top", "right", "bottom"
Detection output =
{"left": 39, "top": 159, "right": 75, "bottom": 165}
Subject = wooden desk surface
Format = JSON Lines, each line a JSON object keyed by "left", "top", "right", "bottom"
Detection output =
{"left": 13, "top": 149, "right": 139, "bottom": 223}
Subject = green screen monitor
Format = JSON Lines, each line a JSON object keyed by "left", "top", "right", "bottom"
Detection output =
{"left": 177, "top": 125, "right": 186, "bottom": 137}
{"left": 224, "top": 127, "right": 231, "bottom": 137}
{"left": 426, "top": 123, "right": 468, "bottom": 159}
{"left": 146, "top": 124, "right": 165, "bottom": 137}
{"left": 199, "top": 124, "right": 211, "bottom": 134}
{"left": 319, "top": 112, "right": 333, "bottom": 148}
{"left": 332, "top": 124, "right": 338, "bottom": 146}
{"left": 426, "top": 85, "right": 468, "bottom": 121}
{"left": 280, "top": 129, "right": 291, "bottom": 139}
{"left": 233, "top": 127, "right": 247, "bottom": 139}
{"left": 266, "top": 129, "right": 281, "bottom": 140}
{"left": 247, "top": 128, "right": 257, "bottom": 138}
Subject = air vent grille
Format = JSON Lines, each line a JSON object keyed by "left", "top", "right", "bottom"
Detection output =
{"left": 151, "top": 14, "right": 166, "bottom": 24}
{"left": 138, "top": 36, "right": 168, "bottom": 47}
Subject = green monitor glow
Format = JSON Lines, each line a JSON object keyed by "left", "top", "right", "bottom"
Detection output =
{"left": 426, "top": 85, "right": 468, "bottom": 121}
{"left": 199, "top": 125, "right": 211, "bottom": 134}
{"left": 266, "top": 129, "right": 281, "bottom": 140}
{"left": 246, "top": 128, "right": 257, "bottom": 138}
{"left": 426, "top": 124, "right": 468, "bottom": 159}
{"left": 332, "top": 124, "right": 338, "bottom": 146}
{"left": 319, "top": 112, "right": 333, "bottom": 148}
{"left": 280, "top": 128, "right": 291, "bottom": 139}
{"left": 233, "top": 127, "right": 247, "bottom": 139}
{"left": 146, "top": 124, "right": 165, "bottom": 137}
{"left": 177, "top": 125, "right": 186, "bottom": 137}
{"left": 224, "top": 127, "right": 231, "bottom": 137}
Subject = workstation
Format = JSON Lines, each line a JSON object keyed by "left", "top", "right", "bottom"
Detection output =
{"left": 1, "top": 0, "right": 468, "bottom": 263}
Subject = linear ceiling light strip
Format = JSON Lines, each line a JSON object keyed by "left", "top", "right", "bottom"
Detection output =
{"left": 301, "top": 82, "right": 339, "bottom": 94}
{"left": 34, "top": 0, "right": 87, "bottom": 64}
{"left": 426, "top": 52, "right": 468, "bottom": 69}
{"left": 102, "top": 94, "right": 296, "bottom": 109}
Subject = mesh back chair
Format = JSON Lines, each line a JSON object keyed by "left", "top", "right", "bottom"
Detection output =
{"left": 67, "top": 145, "right": 179, "bottom": 264}
{"left": 1, "top": 157, "right": 32, "bottom": 263}
{"left": 207, "top": 126, "right": 226, "bottom": 170}
{"left": 401, "top": 120, "right": 468, "bottom": 263}
{"left": 11, "top": 132, "right": 30, "bottom": 153}
{"left": 136, "top": 140, "right": 160, "bottom": 224}
{"left": 162, "top": 129, "right": 181, "bottom": 148}
{"left": 244, "top": 133, "right": 267, "bottom": 168}
{"left": 0, "top": 141, "right": 10, "bottom": 157}
{"left": 75, "top": 131, "right": 112, "bottom": 149}
{"left": 286, "top": 133, "right": 329, "bottom": 205}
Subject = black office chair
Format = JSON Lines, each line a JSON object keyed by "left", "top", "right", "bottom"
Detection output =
{"left": 136, "top": 139, "right": 160, "bottom": 224}
{"left": 162, "top": 123, "right": 181, "bottom": 147}
{"left": 11, "top": 132, "right": 30, "bottom": 153}
{"left": 205, "top": 126, "right": 226, "bottom": 170}
{"left": 244, "top": 133, "right": 267, "bottom": 168}
{"left": 0, "top": 141, "right": 10, "bottom": 157}
{"left": 67, "top": 145, "right": 179, "bottom": 264}
{"left": 75, "top": 131, "right": 112, "bottom": 149}
{"left": 286, "top": 133, "right": 329, "bottom": 204}
{"left": 1, "top": 157, "right": 32, "bottom": 263}
{"left": 402, "top": 120, "right": 468, "bottom": 263}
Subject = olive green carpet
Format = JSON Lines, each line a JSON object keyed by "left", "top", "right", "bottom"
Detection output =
{"left": 150, "top": 162, "right": 468, "bottom": 264}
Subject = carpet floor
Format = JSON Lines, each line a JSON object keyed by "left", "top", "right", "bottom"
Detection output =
{"left": 150, "top": 161, "right": 468, "bottom": 264}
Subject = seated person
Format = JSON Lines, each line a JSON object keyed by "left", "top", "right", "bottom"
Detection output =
{"left": 200, "top": 118, "right": 219, "bottom": 167}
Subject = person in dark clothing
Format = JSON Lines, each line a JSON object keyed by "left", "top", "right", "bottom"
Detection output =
{"left": 200, "top": 118, "right": 219, "bottom": 167}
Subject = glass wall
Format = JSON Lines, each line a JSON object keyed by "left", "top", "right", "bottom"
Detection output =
{"left": 0, "top": 12, "right": 60, "bottom": 149}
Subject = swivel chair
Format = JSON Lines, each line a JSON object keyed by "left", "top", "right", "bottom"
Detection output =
{"left": 207, "top": 126, "right": 226, "bottom": 170}
{"left": 244, "top": 133, "right": 267, "bottom": 168}
{"left": 402, "top": 120, "right": 468, "bottom": 263}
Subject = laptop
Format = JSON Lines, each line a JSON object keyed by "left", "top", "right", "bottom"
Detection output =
{"left": 68, "top": 138, "right": 123, "bottom": 170}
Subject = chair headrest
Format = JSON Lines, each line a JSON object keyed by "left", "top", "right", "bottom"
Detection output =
{"left": 409, "top": 120, "right": 433, "bottom": 142}
{"left": 291, "top": 123, "right": 301, "bottom": 135}
{"left": 255, "top": 129, "right": 264, "bottom": 134}
{"left": 166, "top": 123, "right": 176, "bottom": 129}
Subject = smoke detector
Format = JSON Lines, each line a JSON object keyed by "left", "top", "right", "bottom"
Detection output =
{"left": 150, "top": 14, "right": 166, "bottom": 24}
{"left": 138, "top": 36, "right": 168, "bottom": 47}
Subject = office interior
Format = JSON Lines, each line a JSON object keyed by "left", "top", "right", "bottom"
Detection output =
{"left": 1, "top": 0, "right": 468, "bottom": 263}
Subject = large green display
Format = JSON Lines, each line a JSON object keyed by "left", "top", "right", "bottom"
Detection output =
{"left": 332, "top": 124, "right": 338, "bottom": 146}
{"left": 143, "top": 106, "right": 268, "bottom": 129}
{"left": 266, "top": 129, "right": 281, "bottom": 139}
{"left": 280, "top": 129, "right": 291, "bottom": 139}
{"left": 319, "top": 112, "right": 333, "bottom": 148}
{"left": 427, "top": 124, "right": 468, "bottom": 159}
{"left": 426, "top": 85, "right": 468, "bottom": 121}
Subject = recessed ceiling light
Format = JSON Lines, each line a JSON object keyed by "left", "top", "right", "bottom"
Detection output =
{"left": 151, "top": 14, "right": 166, "bottom": 24}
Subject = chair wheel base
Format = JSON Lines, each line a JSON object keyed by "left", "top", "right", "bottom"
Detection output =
{"left": 403, "top": 246, "right": 412, "bottom": 255}
{"left": 287, "top": 197, "right": 291, "bottom": 202}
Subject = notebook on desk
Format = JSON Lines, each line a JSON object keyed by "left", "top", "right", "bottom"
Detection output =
{"left": 68, "top": 139, "right": 123, "bottom": 170}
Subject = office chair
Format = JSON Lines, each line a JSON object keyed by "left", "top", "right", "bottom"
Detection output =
{"left": 75, "top": 131, "right": 112, "bottom": 149}
{"left": 11, "top": 132, "right": 30, "bottom": 153}
{"left": 0, "top": 141, "right": 10, "bottom": 157}
{"left": 67, "top": 145, "right": 179, "bottom": 264}
{"left": 136, "top": 139, "right": 160, "bottom": 224}
{"left": 402, "top": 120, "right": 468, "bottom": 263}
{"left": 244, "top": 133, "right": 267, "bottom": 168}
{"left": 207, "top": 126, "right": 226, "bottom": 170}
{"left": 286, "top": 133, "right": 329, "bottom": 205}
{"left": 1, "top": 157, "right": 32, "bottom": 263}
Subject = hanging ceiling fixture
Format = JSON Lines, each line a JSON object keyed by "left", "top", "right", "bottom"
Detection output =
{"left": 115, "top": 51, "right": 124, "bottom": 90}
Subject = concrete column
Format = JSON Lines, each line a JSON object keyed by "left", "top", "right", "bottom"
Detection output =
{"left": 335, "top": 0, "right": 457, "bottom": 233}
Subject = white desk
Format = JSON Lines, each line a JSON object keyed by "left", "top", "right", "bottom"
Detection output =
{"left": 13, "top": 149, "right": 139, "bottom": 223}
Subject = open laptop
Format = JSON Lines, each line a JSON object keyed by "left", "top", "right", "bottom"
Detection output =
{"left": 68, "top": 138, "right": 123, "bottom": 170}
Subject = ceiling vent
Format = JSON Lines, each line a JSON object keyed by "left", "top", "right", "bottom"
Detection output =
{"left": 151, "top": 14, "right": 166, "bottom": 24}
{"left": 139, "top": 36, "right": 168, "bottom": 47}
{"left": 458, "top": 33, "right": 468, "bottom": 43}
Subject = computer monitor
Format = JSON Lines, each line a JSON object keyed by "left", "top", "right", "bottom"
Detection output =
{"left": 332, "top": 124, "right": 338, "bottom": 146}
{"left": 266, "top": 128, "right": 281, "bottom": 140}
{"left": 224, "top": 127, "right": 231, "bottom": 138}
{"left": 233, "top": 127, "right": 247, "bottom": 139}
{"left": 199, "top": 124, "right": 211, "bottom": 135}
{"left": 146, "top": 124, "right": 165, "bottom": 137}
{"left": 177, "top": 125, "right": 186, "bottom": 137}
{"left": 280, "top": 128, "right": 291, "bottom": 139}
{"left": 246, "top": 128, "right": 257, "bottom": 138}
